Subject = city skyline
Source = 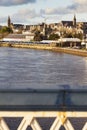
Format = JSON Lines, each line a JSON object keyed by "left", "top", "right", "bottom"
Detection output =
{"left": 0, "top": 0, "right": 87, "bottom": 25}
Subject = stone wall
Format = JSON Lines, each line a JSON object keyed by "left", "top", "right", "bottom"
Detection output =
{"left": 0, "top": 42, "right": 87, "bottom": 57}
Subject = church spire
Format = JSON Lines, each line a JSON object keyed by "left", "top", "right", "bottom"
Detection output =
{"left": 8, "top": 16, "right": 11, "bottom": 27}
{"left": 73, "top": 14, "right": 76, "bottom": 28}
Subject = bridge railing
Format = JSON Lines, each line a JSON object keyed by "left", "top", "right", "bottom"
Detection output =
{"left": 0, "top": 89, "right": 87, "bottom": 130}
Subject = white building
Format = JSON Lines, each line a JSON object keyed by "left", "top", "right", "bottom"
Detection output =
{"left": 3, "top": 33, "right": 35, "bottom": 42}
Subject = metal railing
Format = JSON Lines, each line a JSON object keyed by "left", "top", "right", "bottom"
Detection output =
{"left": 0, "top": 89, "right": 87, "bottom": 130}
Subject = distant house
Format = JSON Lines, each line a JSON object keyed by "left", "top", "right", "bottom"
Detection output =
{"left": 3, "top": 33, "right": 35, "bottom": 42}
{"left": 60, "top": 15, "right": 76, "bottom": 28}
{"left": 40, "top": 40, "right": 59, "bottom": 44}
{"left": 58, "top": 38, "right": 81, "bottom": 47}
{"left": 61, "top": 21, "right": 73, "bottom": 27}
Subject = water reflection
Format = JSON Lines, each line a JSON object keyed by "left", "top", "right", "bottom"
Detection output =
{"left": 0, "top": 47, "right": 87, "bottom": 89}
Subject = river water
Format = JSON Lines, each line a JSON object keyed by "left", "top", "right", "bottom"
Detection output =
{"left": 0, "top": 47, "right": 87, "bottom": 90}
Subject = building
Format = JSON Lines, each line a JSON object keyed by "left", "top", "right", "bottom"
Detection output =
{"left": 6, "top": 15, "right": 87, "bottom": 40}
{"left": 60, "top": 15, "right": 76, "bottom": 28}
{"left": 77, "top": 22, "right": 87, "bottom": 36}
{"left": 58, "top": 37, "right": 81, "bottom": 47}
{"left": 7, "top": 16, "right": 11, "bottom": 27}
{"left": 3, "top": 33, "right": 35, "bottom": 42}
{"left": 11, "top": 24, "right": 24, "bottom": 33}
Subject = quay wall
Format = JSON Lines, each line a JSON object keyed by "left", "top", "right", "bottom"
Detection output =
{"left": 0, "top": 42, "right": 87, "bottom": 57}
{"left": 52, "top": 47, "right": 87, "bottom": 57}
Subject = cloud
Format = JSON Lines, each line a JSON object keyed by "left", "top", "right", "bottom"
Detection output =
{"left": 0, "top": 17, "right": 7, "bottom": 24}
{"left": 11, "top": 8, "right": 40, "bottom": 24}
{"left": 40, "top": 7, "right": 72, "bottom": 16}
{"left": 74, "top": 0, "right": 87, "bottom": 4}
{"left": 0, "top": 8, "right": 39, "bottom": 25}
{"left": 40, "top": 0, "right": 87, "bottom": 17}
{"left": 0, "top": 0, "right": 36, "bottom": 6}
{"left": 67, "top": 0, "right": 87, "bottom": 13}
{"left": 0, "top": 0, "right": 87, "bottom": 25}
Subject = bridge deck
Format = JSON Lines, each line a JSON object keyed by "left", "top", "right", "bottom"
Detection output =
{"left": 0, "top": 89, "right": 87, "bottom": 111}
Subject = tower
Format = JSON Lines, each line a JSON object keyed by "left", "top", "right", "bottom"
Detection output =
{"left": 73, "top": 14, "right": 76, "bottom": 28}
{"left": 8, "top": 16, "right": 11, "bottom": 27}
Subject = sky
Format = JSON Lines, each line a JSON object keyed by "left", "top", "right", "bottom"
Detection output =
{"left": 0, "top": 0, "right": 87, "bottom": 25}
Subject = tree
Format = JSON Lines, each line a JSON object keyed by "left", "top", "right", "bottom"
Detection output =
{"left": 48, "top": 33, "right": 59, "bottom": 40}
{"left": 0, "top": 26, "right": 13, "bottom": 33}
{"left": 0, "top": 26, "right": 13, "bottom": 38}
{"left": 34, "top": 31, "right": 44, "bottom": 41}
{"left": 72, "top": 32, "right": 83, "bottom": 40}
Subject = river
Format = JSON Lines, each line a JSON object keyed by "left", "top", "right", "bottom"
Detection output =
{"left": 0, "top": 47, "right": 87, "bottom": 90}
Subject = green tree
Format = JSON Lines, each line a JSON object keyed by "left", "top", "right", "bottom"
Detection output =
{"left": 48, "top": 33, "right": 59, "bottom": 40}
{"left": 72, "top": 32, "right": 83, "bottom": 40}
{"left": 0, "top": 26, "right": 13, "bottom": 33}
{"left": 34, "top": 31, "right": 44, "bottom": 41}
{"left": 0, "top": 26, "right": 13, "bottom": 38}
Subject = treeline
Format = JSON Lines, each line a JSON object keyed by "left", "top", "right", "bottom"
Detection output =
{"left": 0, "top": 26, "right": 13, "bottom": 38}
{"left": 33, "top": 30, "right": 83, "bottom": 41}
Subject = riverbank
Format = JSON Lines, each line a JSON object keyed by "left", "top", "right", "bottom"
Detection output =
{"left": 52, "top": 47, "right": 87, "bottom": 57}
{"left": 0, "top": 42, "right": 87, "bottom": 57}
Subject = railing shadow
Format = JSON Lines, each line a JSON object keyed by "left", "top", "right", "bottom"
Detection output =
{"left": 0, "top": 85, "right": 87, "bottom": 111}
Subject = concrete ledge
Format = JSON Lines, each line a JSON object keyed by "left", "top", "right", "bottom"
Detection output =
{"left": 0, "top": 89, "right": 87, "bottom": 111}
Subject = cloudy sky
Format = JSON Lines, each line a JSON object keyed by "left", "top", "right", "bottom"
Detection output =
{"left": 0, "top": 0, "right": 87, "bottom": 25}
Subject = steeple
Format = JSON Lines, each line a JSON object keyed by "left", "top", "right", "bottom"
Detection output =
{"left": 73, "top": 14, "right": 76, "bottom": 28}
{"left": 8, "top": 16, "right": 11, "bottom": 27}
